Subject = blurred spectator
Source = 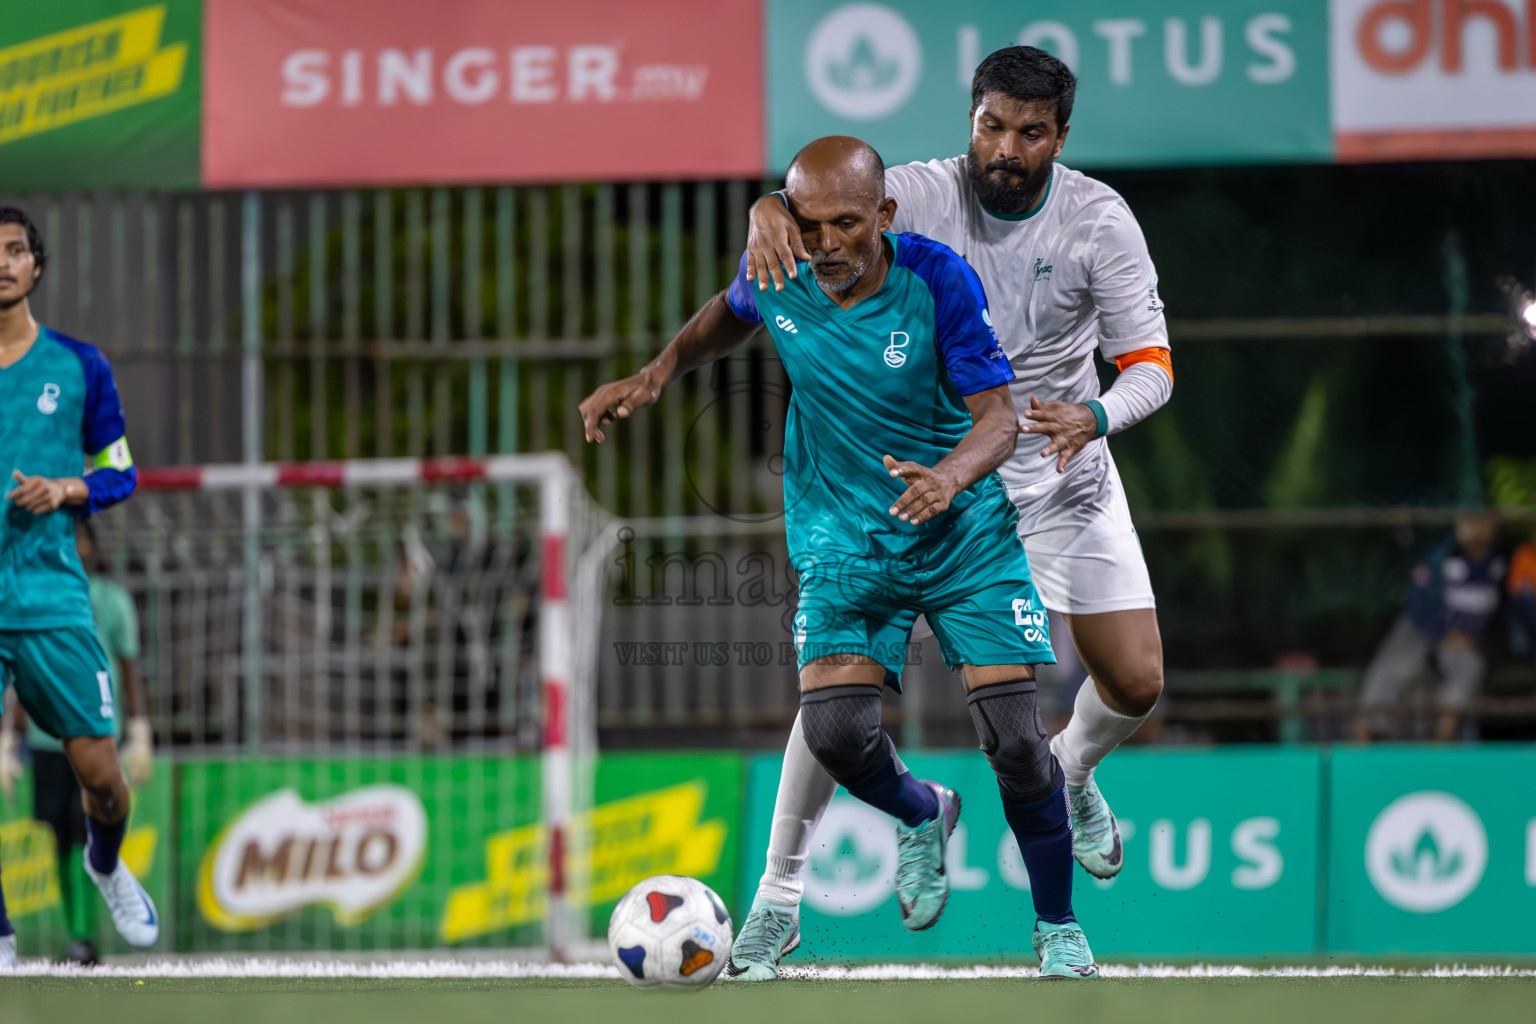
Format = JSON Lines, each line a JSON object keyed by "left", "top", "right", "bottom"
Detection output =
{"left": 1508, "top": 532, "right": 1536, "bottom": 670}
{"left": 1355, "top": 511, "right": 1506, "bottom": 741}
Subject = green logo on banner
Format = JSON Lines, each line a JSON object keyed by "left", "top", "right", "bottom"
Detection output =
{"left": 1364, "top": 791, "right": 1487, "bottom": 914}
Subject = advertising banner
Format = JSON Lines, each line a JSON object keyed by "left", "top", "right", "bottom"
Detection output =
{"left": 202, "top": 0, "right": 765, "bottom": 188}
{"left": 1330, "top": 0, "right": 1536, "bottom": 160}
{"left": 0, "top": 766, "right": 173, "bottom": 957}
{"left": 1326, "top": 746, "right": 1536, "bottom": 955}
{"left": 177, "top": 752, "right": 742, "bottom": 950}
{"left": 743, "top": 748, "right": 1323, "bottom": 959}
{"left": 0, "top": 1, "right": 200, "bottom": 191}
{"left": 765, "top": 0, "right": 1332, "bottom": 171}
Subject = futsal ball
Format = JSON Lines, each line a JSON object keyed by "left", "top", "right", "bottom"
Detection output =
{"left": 608, "top": 874, "right": 733, "bottom": 990}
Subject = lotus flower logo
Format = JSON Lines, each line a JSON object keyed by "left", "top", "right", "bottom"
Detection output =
{"left": 804, "top": 4, "right": 921, "bottom": 121}
{"left": 805, "top": 799, "right": 897, "bottom": 915}
{"left": 1365, "top": 792, "right": 1486, "bottom": 913}
{"left": 1391, "top": 827, "right": 1462, "bottom": 883}
{"left": 826, "top": 35, "right": 901, "bottom": 93}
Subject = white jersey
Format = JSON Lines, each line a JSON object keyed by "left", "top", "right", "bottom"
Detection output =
{"left": 887, "top": 158, "right": 1168, "bottom": 512}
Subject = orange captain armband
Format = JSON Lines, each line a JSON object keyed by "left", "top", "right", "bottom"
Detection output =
{"left": 1113, "top": 346, "right": 1173, "bottom": 382}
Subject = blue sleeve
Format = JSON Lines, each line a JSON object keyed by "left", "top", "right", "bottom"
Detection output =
{"left": 72, "top": 342, "right": 137, "bottom": 516}
{"left": 896, "top": 234, "right": 1013, "bottom": 396}
{"left": 724, "top": 250, "right": 764, "bottom": 323}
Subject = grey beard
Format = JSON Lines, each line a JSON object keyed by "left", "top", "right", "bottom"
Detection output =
{"left": 812, "top": 258, "right": 867, "bottom": 293}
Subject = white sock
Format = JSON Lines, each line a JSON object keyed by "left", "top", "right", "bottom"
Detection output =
{"left": 1052, "top": 677, "right": 1149, "bottom": 787}
{"left": 757, "top": 711, "right": 838, "bottom": 908}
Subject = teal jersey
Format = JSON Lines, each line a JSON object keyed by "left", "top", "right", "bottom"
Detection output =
{"left": 27, "top": 574, "right": 140, "bottom": 752}
{"left": 0, "top": 327, "right": 137, "bottom": 629}
{"left": 726, "top": 232, "right": 1015, "bottom": 567}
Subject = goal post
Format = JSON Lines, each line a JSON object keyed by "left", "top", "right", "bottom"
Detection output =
{"left": 135, "top": 452, "right": 612, "bottom": 958}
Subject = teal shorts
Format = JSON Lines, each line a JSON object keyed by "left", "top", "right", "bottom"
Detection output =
{"left": 792, "top": 507, "right": 1055, "bottom": 690}
{"left": 0, "top": 627, "right": 116, "bottom": 741}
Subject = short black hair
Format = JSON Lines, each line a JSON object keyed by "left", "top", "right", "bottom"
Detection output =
{"left": 970, "top": 46, "right": 1076, "bottom": 132}
{"left": 0, "top": 206, "right": 46, "bottom": 276}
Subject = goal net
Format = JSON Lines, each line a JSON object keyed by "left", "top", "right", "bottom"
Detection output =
{"left": 88, "top": 453, "right": 613, "bottom": 957}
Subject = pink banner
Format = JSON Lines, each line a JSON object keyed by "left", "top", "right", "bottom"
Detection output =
{"left": 203, "top": 0, "right": 763, "bottom": 186}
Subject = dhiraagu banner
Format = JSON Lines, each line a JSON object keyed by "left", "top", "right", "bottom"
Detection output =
{"left": 0, "top": 1, "right": 200, "bottom": 191}
{"left": 742, "top": 748, "right": 1323, "bottom": 959}
{"left": 1327, "top": 746, "right": 1536, "bottom": 955}
{"left": 0, "top": 765, "right": 173, "bottom": 958}
{"left": 766, "top": 0, "right": 1332, "bottom": 171}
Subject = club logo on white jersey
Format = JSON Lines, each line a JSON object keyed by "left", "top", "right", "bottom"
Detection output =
{"left": 804, "top": 4, "right": 921, "bottom": 121}
{"left": 36, "top": 383, "right": 60, "bottom": 415}
{"left": 1032, "top": 258, "right": 1053, "bottom": 281}
{"left": 883, "top": 331, "right": 909, "bottom": 368}
{"left": 775, "top": 314, "right": 799, "bottom": 334}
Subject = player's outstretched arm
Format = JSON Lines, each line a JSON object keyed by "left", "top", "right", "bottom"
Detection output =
{"left": 580, "top": 292, "right": 760, "bottom": 443}
{"left": 885, "top": 383, "right": 1018, "bottom": 525}
{"left": 745, "top": 194, "right": 811, "bottom": 294}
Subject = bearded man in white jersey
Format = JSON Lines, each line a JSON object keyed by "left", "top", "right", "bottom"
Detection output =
{"left": 723, "top": 46, "right": 1172, "bottom": 980}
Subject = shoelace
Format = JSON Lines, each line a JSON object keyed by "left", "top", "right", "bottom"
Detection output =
{"left": 1070, "top": 786, "right": 1113, "bottom": 844}
{"left": 1043, "top": 927, "right": 1093, "bottom": 966}
{"left": 895, "top": 821, "right": 935, "bottom": 897}
{"left": 732, "top": 907, "right": 790, "bottom": 963}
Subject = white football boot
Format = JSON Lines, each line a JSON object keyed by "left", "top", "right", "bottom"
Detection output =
{"left": 84, "top": 848, "right": 159, "bottom": 948}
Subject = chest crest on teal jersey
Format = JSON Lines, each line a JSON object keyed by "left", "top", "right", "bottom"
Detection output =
{"left": 36, "top": 382, "right": 61, "bottom": 415}
{"left": 883, "top": 331, "right": 910, "bottom": 368}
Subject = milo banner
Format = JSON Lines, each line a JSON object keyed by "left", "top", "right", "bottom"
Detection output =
{"left": 0, "top": 1, "right": 200, "bottom": 191}
{"left": 743, "top": 748, "right": 1323, "bottom": 959}
{"left": 177, "top": 752, "right": 741, "bottom": 950}
{"left": 0, "top": 767, "right": 173, "bottom": 958}
{"left": 1327, "top": 746, "right": 1536, "bottom": 955}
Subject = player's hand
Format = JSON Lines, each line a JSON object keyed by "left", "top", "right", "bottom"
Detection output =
{"left": 882, "top": 454, "right": 958, "bottom": 526}
{"left": 121, "top": 715, "right": 154, "bottom": 787}
{"left": 1019, "top": 397, "right": 1099, "bottom": 473}
{"left": 745, "top": 195, "right": 810, "bottom": 293}
{"left": 0, "top": 728, "right": 22, "bottom": 802}
{"left": 579, "top": 371, "right": 662, "bottom": 443}
{"left": 6, "top": 470, "right": 67, "bottom": 513}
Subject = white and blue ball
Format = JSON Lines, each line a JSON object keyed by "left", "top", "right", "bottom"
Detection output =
{"left": 607, "top": 874, "right": 733, "bottom": 990}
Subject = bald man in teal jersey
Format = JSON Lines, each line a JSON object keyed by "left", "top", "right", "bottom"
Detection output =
{"left": 581, "top": 137, "right": 1097, "bottom": 980}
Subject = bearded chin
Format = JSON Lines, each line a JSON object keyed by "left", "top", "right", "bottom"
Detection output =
{"left": 967, "top": 148, "right": 1052, "bottom": 216}
{"left": 813, "top": 261, "right": 865, "bottom": 293}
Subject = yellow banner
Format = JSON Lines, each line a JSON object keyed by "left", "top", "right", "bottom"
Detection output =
{"left": 0, "top": 819, "right": 61, "bottom": 917}
{"left": 0, "top": 5, "right": 186, "bottom": 146}
{"left": 439, "top": 780, "right": 727, "bottom": 943}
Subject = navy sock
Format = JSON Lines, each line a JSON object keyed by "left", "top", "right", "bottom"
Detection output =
{"left": 0, "top": 854, "right": 12, "bottom": 937}
{"left": 1002, "top": 783, "right": 1076, "bottom": 924}
{"left": 86, "top": 815, "right": 127, "bottom": 875}
{"left": 844, "top": 738, "right": 938, "bottom": 827}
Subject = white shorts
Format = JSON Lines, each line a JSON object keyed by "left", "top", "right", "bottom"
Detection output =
{"left": 1013, "top": 457, "right": 1156, "bottom": 616}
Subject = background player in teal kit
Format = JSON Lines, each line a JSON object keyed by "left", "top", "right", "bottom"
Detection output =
{"left": 0, "top": 207, "right": 158, "bottom": 965}
{"left": 580, "top": 138, "right": 1097, "bottom": 980}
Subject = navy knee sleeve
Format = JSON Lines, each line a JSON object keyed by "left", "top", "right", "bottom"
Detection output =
{"left": 799, "top": 684, "right": 885, "bottom": 784}
{"left": 967, "top": 678, "right": 1061, "bottom": 803}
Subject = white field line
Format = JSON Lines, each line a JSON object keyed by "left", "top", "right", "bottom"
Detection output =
{"left": 3, "top": 959, "right": 1536, "bottom": 980}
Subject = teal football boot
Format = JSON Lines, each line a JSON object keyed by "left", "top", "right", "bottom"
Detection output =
{"left": 894, "top": 781, "right": 961, "bottom": 932}
{"left": 1065, "top": 773, "right": 1123, "bottom": 879}
{"left": 721, "top": 897, "right": 800, "bottom": 981}
{"left": 1032, "top": 920, "right": 1100, "bottom": 979}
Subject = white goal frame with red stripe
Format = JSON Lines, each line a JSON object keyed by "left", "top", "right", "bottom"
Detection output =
{"left": 141, "top": 452, "right": 601, "bottom": 958}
